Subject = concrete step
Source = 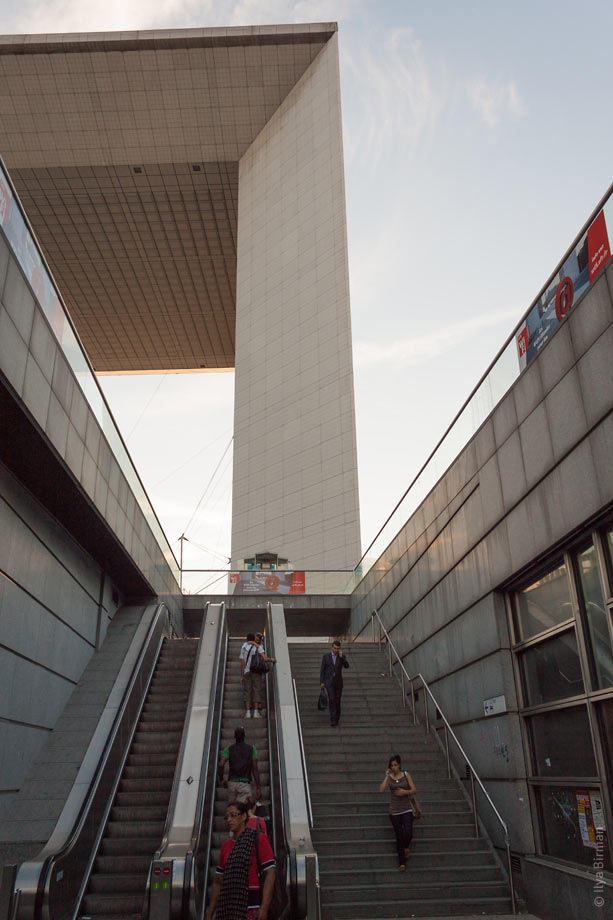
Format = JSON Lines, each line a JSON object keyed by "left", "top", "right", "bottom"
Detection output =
{"left": 319, "top": 896, "right": 513, "bottom": 918}
{"left": 320, "top": 880, "right": 509, "bottom": 904}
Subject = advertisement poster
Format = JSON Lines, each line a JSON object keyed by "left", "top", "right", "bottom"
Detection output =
{"left": 576, "top": 792, "right": 597, "bottom": 848}
{"left": 228, "top": 571, "right": 305, "bottom": 595}
{"left": 516, "top": 208, "right": 611, "bottom": 371}
{"left": 590, "top": 791, "right": 607, "bottom": 833}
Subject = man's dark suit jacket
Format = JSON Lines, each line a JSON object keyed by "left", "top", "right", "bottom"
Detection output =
{"left": 320, "top": 651, "right": 349, "bottom": 685}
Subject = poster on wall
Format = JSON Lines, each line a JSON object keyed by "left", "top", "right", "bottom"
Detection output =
{"left": 516, "top": 208, "right": 611, "bottom": 371}
{"left": 576, "top": 792, "right": 598, "bottom": 848}
{"left": 228, "top": 571, "right": 306, "bottom": 595}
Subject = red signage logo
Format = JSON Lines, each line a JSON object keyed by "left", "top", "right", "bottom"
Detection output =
{"left": 555, "top": 276, "right": 574, "bottom": 323}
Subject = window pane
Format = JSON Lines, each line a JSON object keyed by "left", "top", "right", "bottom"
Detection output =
{"left": 535, "top": 785, "right": 611, "bottom": 869}
{"left": 605, "top": 529, "right": 613, "bottom": 590}
{"left": 514, "top": 562, "right": 573, "bottom": 641}
{"left": 528, "top": 706, "right": 596, "bottom": 777}
{"left": 598, "top": 698, "right": 613, "bottom": 783}
{"left": 520, "top": 630, "right": 584, "bottom": 706}
{"left": 576, "top": 544, "right": 613, "bottom": 689}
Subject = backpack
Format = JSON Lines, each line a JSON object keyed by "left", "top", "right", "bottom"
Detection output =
{"left": 249, "top": 645, "right": 270, "bottom": 674}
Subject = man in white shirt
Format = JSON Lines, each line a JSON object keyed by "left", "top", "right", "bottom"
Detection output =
{"left": 240, "top": 632, "right": 276, "bottom": 718}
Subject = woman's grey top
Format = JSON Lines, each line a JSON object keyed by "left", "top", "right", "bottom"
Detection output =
{"left": 388, "top": 771, "right": 413, "bottom": 815}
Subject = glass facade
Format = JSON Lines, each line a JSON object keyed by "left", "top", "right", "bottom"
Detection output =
{"left": 510, "top": 524, "right": 613, "bottom": 872}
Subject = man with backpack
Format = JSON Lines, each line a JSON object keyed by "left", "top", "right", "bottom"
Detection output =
{"left": 218, "top": 725, "right": 262, "bottom": 804}
{"left": 240, "top": 632, "right": 276, "bottom": 718}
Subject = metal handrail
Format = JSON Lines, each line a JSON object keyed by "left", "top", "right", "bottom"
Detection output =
{"left": 370, "top": 608, "right": 516, "bottom": 914}
{"left": 292, "top": 678, "right": 313, "bottom": 828}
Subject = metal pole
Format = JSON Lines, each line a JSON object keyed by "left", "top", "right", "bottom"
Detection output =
{"left": 505, "top": 838, "right": 517, "bottom": 914}
{"left": 387, "top": 639, "right": 392, "bottom": 678}
{"left": 470, "top": 771, "right": 478, "bottom": 837}
{"left": 411, "top": 680, "right": 416, "bottom": 725}
{"left": 179, "top": 534, "right": 184, "bottom": 593}
{"left": 400, "top": 668, "right": 406, "bottom": 707}
{"left": 444, "top": 725, "right": 450, "bottom": 778}
{"left": 371, "top": 613, "right": 375, "bottom": 644}
{"left": 424, "top": 686, "right": 430, "bottom": 735}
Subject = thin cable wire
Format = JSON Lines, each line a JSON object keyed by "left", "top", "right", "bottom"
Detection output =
{"left": 151, "top": 428, "right": 232, "bottom": 489}
{"left": 125, "top": 373, "right": 168, "bottom": 441}
{"left": 188, "top": 446, "right": 234, "bottom": 543}
{"left": 182, "top": 436, "right": 233, "bottom": 537}
{"left": 184, "top": 536, "right": 230, "bottom": 565}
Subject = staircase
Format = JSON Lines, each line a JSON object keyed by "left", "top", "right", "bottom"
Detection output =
{"left": 290, "top": 642, "right": 514, "bottom": 919}
{"left": 79, "top": 637, "right": 199, "bottom": 920}
{"left": 208, "top": 638, "right": 271, "bottom": 886}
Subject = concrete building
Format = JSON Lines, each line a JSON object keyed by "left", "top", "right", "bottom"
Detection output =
{"left": 0, "top": 20, "right": 612, "bottom": 920}
{"left": 0, "top": 23, "right": 361, "bottom": 571}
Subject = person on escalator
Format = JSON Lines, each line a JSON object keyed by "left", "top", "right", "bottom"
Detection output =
{"left": 218, "top": 726, "right": 262, "bottom": 805}
{"left": 206, "top": 800, "right": 276, "bottom": 920}
{"left": 240, "top": 632, "right": 276, "bottom": 719}
{"left": 246, "top": 797, "right": 268, "bottom": 835}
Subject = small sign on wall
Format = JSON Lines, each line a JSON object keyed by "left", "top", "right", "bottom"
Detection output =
{"left": 483, "top": 694, "right": 507, "bottom": 716}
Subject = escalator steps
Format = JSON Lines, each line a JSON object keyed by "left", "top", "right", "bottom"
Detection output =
{"left": 79, "top": 638, "right": 198, "bottom": 919}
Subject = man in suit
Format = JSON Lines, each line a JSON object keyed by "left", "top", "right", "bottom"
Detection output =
{"left": 320, "top": 640, "right": 349, "bottom": 727}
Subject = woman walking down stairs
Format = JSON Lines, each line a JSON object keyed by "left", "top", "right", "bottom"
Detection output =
{"left": 289, "top": 641, "right": 525, "bottom": 919}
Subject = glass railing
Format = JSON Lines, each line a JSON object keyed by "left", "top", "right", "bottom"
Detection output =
{"left": 353, "top": 184, "right": 613, "bottom": 588}
{"left": 0, "top": 157, "right": 180, "bottom": 584}
{"left": 182, "top": 569, "right": 360, "bottom": 596}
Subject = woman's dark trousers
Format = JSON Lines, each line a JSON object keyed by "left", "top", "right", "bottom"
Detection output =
{"left": 389, "top": 812, "right": 413, "bottom": 865}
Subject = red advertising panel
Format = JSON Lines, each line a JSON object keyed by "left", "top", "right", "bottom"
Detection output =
{"left": 587, "top": 209, "right": 611, "bottom": 282}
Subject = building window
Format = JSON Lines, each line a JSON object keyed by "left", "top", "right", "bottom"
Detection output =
{"left": 527, "top": 705, "right": 596, "bottom": 777}
{"left": 510, "top": 528, "right": 613, "bottom": 872}
{"left": 534, "top": 785, "right": 610, "bottom": 870}
{"left": 513, "top": 560, "right": 572, "bottom": 641}
{"left": 575, "top": 542, "right": 613, "bottom": 689}
{"left": 519, "top": 630, "right": 584, "bottom": 706}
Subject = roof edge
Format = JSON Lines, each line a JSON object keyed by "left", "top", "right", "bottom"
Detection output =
{"left": 0, "top": 22, "right": 338, "bottom": 55}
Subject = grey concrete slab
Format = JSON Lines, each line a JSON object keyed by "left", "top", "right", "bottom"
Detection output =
{"left": 513, "top": 356, "right": 543, "bottom": 425}
{"left": 577, "top": 323, "right": 613, "bottom": 426}
{"left": 29, "top": 310, "right": 57, "bottom": 383}
{"left": 568, "top": 269, "right": 612, "bottom": 358}
{"left": 545, "top": 366, "right": 589, "bottom": 461}
{"left": 2, "top": 258, "right": 34, "bottom": 343}
{"left": 539, "top": 322, "right": 574, "bottom": 394}
{"left": 498, "top": 431, "right": 527, "bottom": 510}
{"left": 493, "top": 392, "right": 518, "bottom": 448}
{"left": 519, "top": 402, "right": 553, "bottom": 488}
{"left": 0, "top": 306, "right": 28, "bottom": 395}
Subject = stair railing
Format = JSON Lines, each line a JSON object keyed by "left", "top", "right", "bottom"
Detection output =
{"left": 370, "top": 608, "right": 517, "bottom": 915}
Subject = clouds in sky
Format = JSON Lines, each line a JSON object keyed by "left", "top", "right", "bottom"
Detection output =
{"left": 353, "top": 307, "right": 518, "bottom": 369}
{"left": 468, "top": 77, "right": 526, "bottom": 127}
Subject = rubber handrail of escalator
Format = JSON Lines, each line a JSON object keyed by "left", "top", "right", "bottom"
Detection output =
{"left": 11, "top": 603, "right": 170, "bottom": 920}
{"left": 192, "top": 611, "right": 228, "bottom": 920}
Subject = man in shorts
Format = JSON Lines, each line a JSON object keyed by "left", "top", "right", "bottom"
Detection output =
{"left": 217, "top": 726, "right": 261, "bottom": 804}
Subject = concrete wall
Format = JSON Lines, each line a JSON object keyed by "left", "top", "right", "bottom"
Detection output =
{"left": 0, "top": 230, "right": 181, "bottom": 611}
{"left": 350, "top": 258, "right": 613, "bottom": 916}
{"left": 232, "top": 34, "right": 361, "bottom": 570}
{"left": 0, "top": 461, "right": 120, "bottom": 825}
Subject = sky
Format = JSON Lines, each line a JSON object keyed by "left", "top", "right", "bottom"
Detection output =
{"left": 2, "top": 0, "right": 612, "bottom": 592}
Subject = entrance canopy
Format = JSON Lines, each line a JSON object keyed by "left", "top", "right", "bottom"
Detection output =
{"left": 0, "top": 24, "right": 335, "bottom": 372}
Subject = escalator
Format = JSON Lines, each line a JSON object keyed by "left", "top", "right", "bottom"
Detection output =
{"left": 3, "top": 602, "right": 318, "bottom": 920}
{"left": 208, "top": 639, "right": 270, "bottom": 891}
{"left": 81, "top": 638, "right": 199, "bottom": 919}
